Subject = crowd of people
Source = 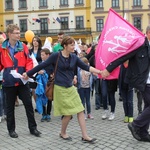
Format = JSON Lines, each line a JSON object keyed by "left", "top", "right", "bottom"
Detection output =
{"left": 0, "top": 23, "right": 149, "bottom": 143}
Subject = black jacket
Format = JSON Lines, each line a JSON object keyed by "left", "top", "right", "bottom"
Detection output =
{"left": 106, "top": 37, "right": 150, "bottom": 92}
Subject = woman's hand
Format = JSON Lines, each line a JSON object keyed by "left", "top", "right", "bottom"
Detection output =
{"left": 100, "top": 69, "right": 110, "bottom": 78}
{"left": 38, "top": 70, "right": 44, "bottom": 74}
{"left": 73, "top": 75, "right": 77, "bottom": 85}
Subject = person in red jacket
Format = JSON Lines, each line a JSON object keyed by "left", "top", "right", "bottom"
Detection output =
{"left": 0, "top": 24, "right": 41, "bottom": 138}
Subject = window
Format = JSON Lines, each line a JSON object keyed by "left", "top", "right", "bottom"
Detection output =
{"left": 5, "top": 0, "right": 13, "bottom": 9}
{"left": 96, "top": 0, "right": 103, "bottom": 8}
{"left": 112, "top": 0, "right": 119, "bottom": 7}
{"left": 6, "top": 20, "right": 13, "bottom": 26}
{"left": 75, "top": 0, "right": 83, "bottom": 5}
{"left": 133, "top": 17, "right": 141, "bottom": 30}
{"left": 61, "top": 17, "right": 68, "bottom": 30}
{"left": 19, "top": 0, "right": 27, "bottom": 8}
{"left": 19, "top": 19, "right": 27, "bottom": 32}
{"left": 96, "top": 19, "right": 103, "bottom": 32}
{"left": 39, "top": 0, "right": 47, "bottom": 7}
{"left": 60, "top": 0, "right": 68, "bottom": 5}
{"left": 133, "top": 0, "right": 141, "bottom": 6}
{"left": 76, "top": 16, "right": 84, "bottom": 29}
{"left": 40, "top": 18, "right": 48, "bottom": 34}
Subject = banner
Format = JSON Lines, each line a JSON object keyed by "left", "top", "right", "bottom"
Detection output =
{"left": 95, "top": 8, "right": 145, "bottom": 79}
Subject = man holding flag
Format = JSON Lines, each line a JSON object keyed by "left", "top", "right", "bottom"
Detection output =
{"left": 98, "top": 9, "right": 150, "bottom": 142}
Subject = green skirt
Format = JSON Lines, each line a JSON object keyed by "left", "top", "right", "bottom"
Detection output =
{"left": 53, "top": 85, "right": 84, "bottom": 116}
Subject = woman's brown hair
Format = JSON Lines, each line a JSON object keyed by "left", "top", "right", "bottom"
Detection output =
{"left": 61, "top": 36, "right": 75, "bottom": 48}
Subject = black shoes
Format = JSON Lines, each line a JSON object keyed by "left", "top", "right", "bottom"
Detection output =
{"left": 9, "top": 131, "right": 18, "bottom": 138}
{"left": 30, "top": 129, "right": 41, "bottom": 137}
{"left": 60, "top": 134, "right": 72, "bottom": 141}
{"left": 140, "top": 134, "right": 150, "bottom": 142}
{"left": 82, "top": 137, "right": 97, "bottom": 144}
{"left": 128, "top": 123, "right": 141, "bottom": 141}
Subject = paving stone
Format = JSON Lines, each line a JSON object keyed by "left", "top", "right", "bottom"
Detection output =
{"left": 0, "top": 92, "right": 150, "bottom": 150}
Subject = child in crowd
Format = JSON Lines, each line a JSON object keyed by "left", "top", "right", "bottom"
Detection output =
{"left": 77, "top": 57, "right": 94, "bottom": 120}
{"left": 36, "top": 49, "right": 53, "bottom": 122}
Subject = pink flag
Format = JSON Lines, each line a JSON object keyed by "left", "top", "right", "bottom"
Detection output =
{"left": 95, "top": 8, "right": 145, "bottom": 79}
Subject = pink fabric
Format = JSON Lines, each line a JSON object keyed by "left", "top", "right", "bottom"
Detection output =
{"left": 95, "top": 8, "right": 145, "bottom": 79}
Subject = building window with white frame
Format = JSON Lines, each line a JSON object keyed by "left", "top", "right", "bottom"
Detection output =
{"left": 5, "top": 0, "right": 13, "bottom": 9}
{"left": 96, "top": 19, "right": 103, "bottom": 32}
{"left": 40, "top": 18, "right": 48, "bottom": 34}
{"left": 19, "top": 0, "right": 27, "bottom": 8}
{"left": 133, "top": 0, "right": 141, "bottom": 6}
{"left": 61, "top": 17, "right": 68, "bottom": 30}
{"left": 76, "top": 16, "right": 84, "bottom": 29}
{"left": 39, "top": 0, "right": 47, "bottom": 7}
{"left": 112, "top": 0, "right": 119, "bottom": 7}
{"left": 60, "top": 0, "right": 68, "bottom": 5}
{"left": 96, "top": 0, "right": 103, "bottom": 8}
{"left": 75, "top": 0, "right": 83, "bottom": 5}
{"left": 19, "top": 19, "right": 27, "bottom": 32}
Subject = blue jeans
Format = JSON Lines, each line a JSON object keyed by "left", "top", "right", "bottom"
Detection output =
{"left": 0, "top": 88, "right": 6, "bottom": 116}
{"left": 94, "top": 78, "right": 102, "bottom": 108}
{"left": 121, "top": 89, "right": 133, "bottom": 117}
{"left": 78, "top": 87, "right": 91, "bottom": 114}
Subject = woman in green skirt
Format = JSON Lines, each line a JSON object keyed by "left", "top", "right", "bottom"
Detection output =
{"left": 23, "top": 36, "right": 101, "bottom": 143}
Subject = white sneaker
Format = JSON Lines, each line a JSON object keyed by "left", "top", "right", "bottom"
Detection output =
{"left": 108, "top": 113, "right": 115, "bottom": 121}
{"left": 0, "top": 116, "right": 2, "bottom": 123}
{"left": 84, "top": 114, "right": 87, "bottom": 120}
{"left": 102, "top": 110, "right": 108, "bottom": 120}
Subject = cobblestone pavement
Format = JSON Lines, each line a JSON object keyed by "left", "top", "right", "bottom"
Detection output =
{"left": 0, "top": 92, "right": 150, "bottom": 150}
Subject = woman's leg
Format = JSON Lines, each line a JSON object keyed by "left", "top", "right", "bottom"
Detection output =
{"left": 77, "top": 111, "right": 93, "bottom": 140}
{"left": 60, "top": 115, "right": 72, "bottom": 138}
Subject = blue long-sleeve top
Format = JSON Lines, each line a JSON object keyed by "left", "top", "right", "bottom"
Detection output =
{"left": 27, "top": 52, "right": 90, "bottom": 88}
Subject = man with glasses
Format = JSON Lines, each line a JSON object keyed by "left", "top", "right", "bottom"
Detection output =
{"left": 0, "top": 24, "right": 41, "bottom": 138}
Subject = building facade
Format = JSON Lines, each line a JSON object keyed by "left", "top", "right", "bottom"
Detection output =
{"left": 0, "top": 0, "right": 150, "bottom": 44}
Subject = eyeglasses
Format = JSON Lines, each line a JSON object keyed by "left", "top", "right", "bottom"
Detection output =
{"left": 11, "top": 32, "right": 20, "bottom": 35}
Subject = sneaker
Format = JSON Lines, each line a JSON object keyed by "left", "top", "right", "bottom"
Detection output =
{"left": 41, "top": 115, "right": 47, "bottom": 122}
{"left": 129, "top": 117, "right": 133, "bottom": 123}
{"left": 87, "top": 114, "right": 94, "bottom": 119}
{"left": 84, "top": 114, "right": 87, "bottom": 120}
{"left": 124, "top": 116, "right": 129, "bottom": 123}
{"left": 102, "top": 110, "right": 109, "bottom": 120}
{"left": 46, "top": 115, "right": 51, "bottom": 122}
{"left": 140, "top": 134, "right": 150, "bottom": 142}
{"left": 0, "top": 116, "right": 2, "bottom": 123}
{"left": 108, "top": 112, "right": 115, "bottom": 121}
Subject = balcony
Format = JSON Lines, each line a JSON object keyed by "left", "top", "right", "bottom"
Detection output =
{"left": 20, "top": 28, "right": 91, "bottom": 38}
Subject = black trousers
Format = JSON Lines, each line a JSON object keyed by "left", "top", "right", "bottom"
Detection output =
{"left": 133, "top": 85, "right": 150, "bottom": 137}
{"left": 3, "top": 84, "right": 37, "bottom": 132}
{"left": 43, "top": 100, "right": 52, "bottom": 115}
